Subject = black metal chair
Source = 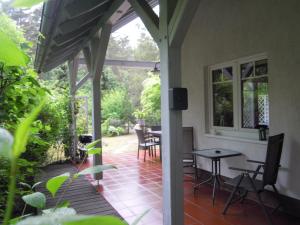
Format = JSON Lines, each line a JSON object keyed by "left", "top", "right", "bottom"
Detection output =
{"left": 135, "top": 129, "right": 159, "bottom": 162}
{"left": 182, "top": 127, "right": 198, "bottom": 181}
{"left": 222, "top": 133, "right": 284, "bottom": 225}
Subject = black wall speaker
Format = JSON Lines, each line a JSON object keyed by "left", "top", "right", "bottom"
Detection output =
{"left": 169, "top": 88, "right": 188, "bottom": 110}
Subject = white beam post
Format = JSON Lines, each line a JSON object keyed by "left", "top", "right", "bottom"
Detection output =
{"left": 131, "top": 0, "right": 200, "bottom": 224}
{"left": 89, "top": 23, "right": 112, "bottom": 180}
{"left": 159, "top": 1, "right": 184, "bottom": 225}
{"left": 68, "top": 56, "right": 79, "bottom": 159}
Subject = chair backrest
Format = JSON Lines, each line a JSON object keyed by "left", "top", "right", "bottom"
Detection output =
{"left": 151, "top": 125, "right": 161, "bottom": 131}
{"left": 135, "top": 129, "right": 146, "bottom": 144}
{"left": 263, "top": 133, "right": 284, "bottom": 186}
{"left": 182, "top": 127, "right": 194, "bottom": 159}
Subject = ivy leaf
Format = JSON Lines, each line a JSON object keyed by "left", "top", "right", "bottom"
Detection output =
{"left": 12, "top": 0, "right": 47, "bottom": 8}
{"left": 0, "top": 31, "right": 29, "bottom": 67}
{"left": 13, "top": 98, "right": 46, "bottom": 158}
{"left": 77, "top": 165, "right": 116, "bottom": 176}
{"left": 85, "top": 140, "right": 100, "bottom": 149}
{"left": 87, "top": 148, "right": 102, "bottom": 155}
{"left": 0, "top": 128, "right": 13, "bottom": 159}
{"left": 22, "top": 192, "right": 46, "bottom": 209}
{"left": 62, "top": 215, "right": 127, "bottom": 225}
{"left": 46, "top": 172, "right": 70, "bottom": 197}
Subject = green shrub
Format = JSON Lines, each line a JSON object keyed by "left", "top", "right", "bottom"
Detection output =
{"left": 102, "top": 88, "right": 133, "bottom": 123}
{"left": 102, "top": 119, "right": 125, "bottom": 137}
{"left": 134, "top": 75, "right": 161, "bottom": 125}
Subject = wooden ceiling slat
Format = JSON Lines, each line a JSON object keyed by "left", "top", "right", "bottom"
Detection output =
{"left": 65, "top": 0, "right": 111, "bottom": 18}
{"left": 59, "top": 3, "right": 109, "bottom": 33}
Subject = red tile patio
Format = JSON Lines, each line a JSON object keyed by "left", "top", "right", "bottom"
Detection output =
{"left": 83, "top": 149, "right": 299, "bottom": 225}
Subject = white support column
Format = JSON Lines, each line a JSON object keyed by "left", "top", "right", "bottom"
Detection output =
{"left": 89, "top": 23, "right": 112, "bottom": 180}
{"left": 68, "top": 56, "right": 79, "bottom": 159}
{"left": 159, "top": 2, "right": 184, "bottom": 224}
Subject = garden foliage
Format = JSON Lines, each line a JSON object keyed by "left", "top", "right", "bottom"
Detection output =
{"left": 0, "top": 7, "right": 71, "bottom": 219}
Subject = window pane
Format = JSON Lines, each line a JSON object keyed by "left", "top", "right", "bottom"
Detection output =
{"left": 255, "top": 59, "right": 268, "bottom": 76}
{"left": 241, "top": 77, "right": 269, "bottom": 128}
{"left": 241, "top": 62, "right": 254, "bottom": 78}
{"left": 223, "top": 67, "right": 233, "bottom": 81}
{"left": 213, "top": 83, "right": 234, "bottom": 127}
{"left": 212, "top": 69, "right": 222, "bottom": 82}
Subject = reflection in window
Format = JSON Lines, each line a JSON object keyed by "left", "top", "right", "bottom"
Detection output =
{"left": 241, "top": 59, "right": 269, "bottom": 128}
{"left": 212, "top": 67, "right": 234, "bottom": 127}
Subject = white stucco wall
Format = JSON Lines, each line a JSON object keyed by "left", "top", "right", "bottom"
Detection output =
{"left": 181, "top": 0, "right": 300, "bottom": 199}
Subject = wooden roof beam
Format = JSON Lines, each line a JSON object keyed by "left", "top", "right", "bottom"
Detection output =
{"left": 168, "top": 0, "right": 201, "bottom": 47}
{"left": 128, "top": 0, "right": 159, "bottom": 43}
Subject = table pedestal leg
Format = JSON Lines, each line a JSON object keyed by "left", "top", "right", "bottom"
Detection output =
{"left": 194, "top": 158, "right": 223, "bottom": 206}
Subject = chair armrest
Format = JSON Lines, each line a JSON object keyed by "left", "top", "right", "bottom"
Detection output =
{"left": 229, "top": 167, "right": 263, "bottom": 175}
{"left": 247, "top": 159, "right": 265, "bottom": 164}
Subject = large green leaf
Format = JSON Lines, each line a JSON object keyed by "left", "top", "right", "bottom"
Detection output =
{"left": 46, "top": 172, "right": 70, "bottom": 197}
{"left": 22, "top": 192, "right": 46, "bottom": 209}
{"left": 0, "top": 31, "right": 29, "bottom": 67}
{"left": 0, "top": 128, "right": 13, "bottom": 159}
{"left": 85, "top": 140, "right": 100, "bottom": 149}
{"left": 77, "top": 165, "right": 116, "bottom": 176}
{"left": 87, "top": 148, "right": 102, "bottom": 155}
{"left": 9, "top": 214, "right": 32, "bottom": 225}
{"left": 15, "top": 213, "right": 125, "bottom": 225}
{"left": 16, "top": 207, "right": 76, "bottom": 225}
{"left": 13, "top": 98, "right": 46, "bottom": 158}
{"left": 12, "top": 0, "right": 47, "bottom": 8}
{"left": 62, "top": 215, "right": 127, "bottom": 225}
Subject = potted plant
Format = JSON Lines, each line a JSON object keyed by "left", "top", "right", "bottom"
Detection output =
{"left": 133, "top": 109, "right": 146, "bottom": 126}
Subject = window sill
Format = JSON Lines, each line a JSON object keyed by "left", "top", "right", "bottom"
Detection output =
{"left": 204, "top": 133, "right": 268, "bottom": 145}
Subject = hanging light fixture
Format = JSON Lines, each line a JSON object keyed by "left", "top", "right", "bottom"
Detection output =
{"left": 151, "top": 62, "right": 160, "bottom": 73}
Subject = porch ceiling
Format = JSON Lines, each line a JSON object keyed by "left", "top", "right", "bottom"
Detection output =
{"left": 34, "top": 0, "right": 158, "bottom": 73}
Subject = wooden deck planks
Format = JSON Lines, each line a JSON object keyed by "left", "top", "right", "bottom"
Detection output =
{"left": 37, "top": 163, "right": 123, "bottom": 219}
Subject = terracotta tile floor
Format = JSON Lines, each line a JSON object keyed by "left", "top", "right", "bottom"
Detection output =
{"left": 83, "top": 150, "right": 299, "bottom": 225}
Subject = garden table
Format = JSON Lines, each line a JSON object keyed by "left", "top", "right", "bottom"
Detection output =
{"left": 193, "top": 148, "right": 242, "bottom": 205}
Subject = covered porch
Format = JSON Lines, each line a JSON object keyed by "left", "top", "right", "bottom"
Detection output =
{"left": 35, "top": 0, "right": 300, "bottom": 225}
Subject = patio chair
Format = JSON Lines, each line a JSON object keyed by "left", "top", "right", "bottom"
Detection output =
{"left": 182, "top": 127, "right": 198, "bottom": 181}
{"left": 135, "top": 129, "right": 159, "bottom": 162}
{"left": 222, "top": 133, "right": 284, "bottom": 225}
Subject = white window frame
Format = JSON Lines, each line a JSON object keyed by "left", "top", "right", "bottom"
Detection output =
{"left": 207, "top": 53, "right": 268, "bottom": 139}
